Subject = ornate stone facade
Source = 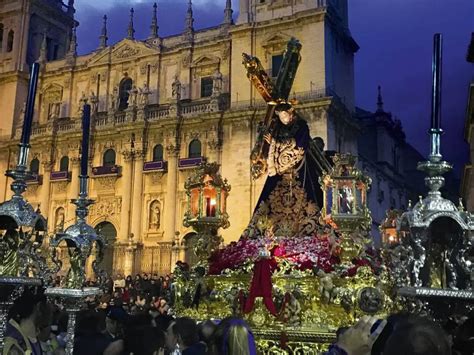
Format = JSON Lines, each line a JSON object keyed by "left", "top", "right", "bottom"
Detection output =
{"left": 0, "top": 0, "right": 359, "bottom": 275}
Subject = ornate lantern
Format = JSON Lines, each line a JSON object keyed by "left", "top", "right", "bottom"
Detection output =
{"left": 380, "top": 209, "right": 402, "bottom": 246}
{"left": 320, "top": 154, "right": 372, "bottom": 263}
{"left": 183, "top": 162, "right": 230, "bottom": 264}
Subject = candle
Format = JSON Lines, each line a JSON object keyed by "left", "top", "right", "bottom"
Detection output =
{"left": 210, "top": 198, "right": 216, "bottom": 217}
{"left": 206, "top": 197, "right": 211, "bottom": 217}
{"left": 20, "top": 63, "right": 40, "bottom": 146}
{"left": 431, "top": 33, "right": 442, "bottom": 130}
{"left": 81, "top": 104, "right": 91, "bottom": 176}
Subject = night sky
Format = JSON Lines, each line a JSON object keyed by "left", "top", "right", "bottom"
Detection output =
{"left": 74, "top": 0, "right": 473, "bottom": 177}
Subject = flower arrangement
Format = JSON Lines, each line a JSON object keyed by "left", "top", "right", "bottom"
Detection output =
{"left": 208, "top": 234, "right": 340, "bottom": 275}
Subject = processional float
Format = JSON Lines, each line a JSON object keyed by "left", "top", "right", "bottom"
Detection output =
{"left": 0, "top": 63, "right": 106, "bottom": 355}
{"left": 173, "top": 35, "right": 474, "bottom": 354}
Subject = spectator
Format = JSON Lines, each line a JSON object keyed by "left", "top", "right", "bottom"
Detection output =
{"left": 210, "top": 317, "right": 256, "bottom": 355}
{"left": 383, "top": 316, "right": 451, "bottom": 355}
{"left": 165, "top": 317, "right": 206, "bottom": 355}
{"left": 4, "top": 289, "right": 48, "bottom": 355}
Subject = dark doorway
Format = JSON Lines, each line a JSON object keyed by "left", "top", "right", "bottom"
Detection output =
{"left": 95, "top": 221, "right": 117, "bottom": 276}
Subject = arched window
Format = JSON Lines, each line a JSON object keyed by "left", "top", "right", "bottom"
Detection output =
{"left": 0, "top": 24, "right": 4, "bottom": 52}
{"left": 30, "top": 158, "right": 40, "bottom": 174}
{"left": 103, "top": 149, "right": 116, "bottom": 166}
{"left": 152, "top": 144, "right": 163, "bottom": 162}
{"left": 119, "top": 77, "right": 133, "bottom": 111}
{"left": 59, "top": 156, "right": 69, "bottom": 172}
{"left": 188, "top": 139, "right": 201, "bottom": 158}
{"left": 7, "top": 30, "right": 14, "bottom": 52}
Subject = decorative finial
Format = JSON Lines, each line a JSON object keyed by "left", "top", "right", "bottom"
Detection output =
{"left": 39, "top": 32, "right": 47, "bottom": 62}
{"left": 98, "top": 15, "right": 108, "bottom": 49}
{"left": 67, "top": 23, "right": 77, "bottom": 57}
{"left": 376, "top": 85, "right": 384, "bottom": 112}
{"left": 408, "top": 200, "right": 412, "bottom": 209}
{"left": 184, "top": 0, "right": 194, "bottom": 40}
{"left": 458, "top": 198, "right": 465, "bottom": 212}
{"left": 149, "top": 3, "right": 159, "bottom": 39}
{"left": 127, "top": 8, "right": 135, "bottom": 40}
{"left": 223, "top": 0, "right": 233, "bottom": 25}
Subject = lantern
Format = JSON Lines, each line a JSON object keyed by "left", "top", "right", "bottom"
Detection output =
{"left": 184, "top": 162, "right": 231, "bottom": 264}
{"left": 380, "top": 209, "right": 402, "bottom": 246}
{"left": 320, "top": 154, "right": 372, "bottom": 263}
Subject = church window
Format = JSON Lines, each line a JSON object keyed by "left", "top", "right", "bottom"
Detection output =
{"left": 103, "top": 149, "right": 116, "bottom": 166}
{"left": 59, "top": 156, "right": 69, "bottom": 172}
{"left": 152, "top": 144, "right": 163, "bottom": 162}
{"left": 200, "top": 77, "right": 213, "bottom": 98}
{"left": 30, "top": 158, "right": 40, "bottom": 174}
{"left": 0, "top": 24, "right": 4, "bottom": 51}
{"left": 119, "top": 77, "right": 133, "bottom": 110}
{"left": 271, "top": 54, "right": 283, "bottom": 77}
{"left": 7, "top": 30, "right": 14, "bottom": 52}
{"left": 188, "top": 139, "right": 201, "bottom": 158}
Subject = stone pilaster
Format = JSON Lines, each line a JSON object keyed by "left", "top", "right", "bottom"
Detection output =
{"left": 130, "top": 152, "right": 144, "bottom": 242}
{"left": 119, "top": 151, "right": 134, "bottom": 242}
{"left": 40, "top": 161, "right": 53, "bottom": 217}
{"left": 164, "top": 146, "right": 178, "bottom": 242}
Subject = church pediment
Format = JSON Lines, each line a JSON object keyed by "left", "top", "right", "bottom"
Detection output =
{"left": 88, "top": 39, "right": 159, "bottom": 66}
{"left": 262, "top": 34, "right": 291, "bottom": 53}
{"left": 191, "top": 55, "right": 220, "bottom": 68}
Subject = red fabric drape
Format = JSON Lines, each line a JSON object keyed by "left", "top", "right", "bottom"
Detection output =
{"left": 244, "top": 257, "right": 278, "bottom": 316}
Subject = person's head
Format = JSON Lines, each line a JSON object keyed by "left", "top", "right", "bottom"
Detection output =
{"left": 275, "top": 103, "right": 295, "bottom": 125}
{"left": 198, "top": 320, "right": 217, "bottom": 343}
{"left": 9, "top": 288, "right": 48, "bottom": 327}
{"left": 383, "top": 316, "right": 451, "bottom": 355}
{"left": 106, "top": 306, "right": 128, "bottom": 336}
{"left": 124, "top": 324, "right": 164, "bottom": 355}
{"left": 212, "top": 317, "right": 256, "bottom": 355}
{"left": 165, "top": 317, "right": 199, "bottom": 350}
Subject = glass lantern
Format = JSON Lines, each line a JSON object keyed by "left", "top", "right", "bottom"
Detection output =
{"left": 380, "top": 209, "right": 402, "bottom": 246}
{"left": 183, "top": 162, "right": 231, "bottom": 264}
{"left": 321, "top": 153, "right": 372, "bottom": 232}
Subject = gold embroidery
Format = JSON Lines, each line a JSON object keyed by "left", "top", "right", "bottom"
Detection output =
{"left": 267, "top": 138, "right": 304, "bottom": 176}
{"left": 244, "top": 174, "right": 320, "bottom": 238}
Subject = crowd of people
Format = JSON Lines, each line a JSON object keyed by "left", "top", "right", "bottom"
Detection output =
{"left": 3, "top": 273, "right": 473, "bottom": 354}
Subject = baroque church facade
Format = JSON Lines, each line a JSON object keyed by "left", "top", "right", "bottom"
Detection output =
{"left": 0, "top": 0, "right": 411, "bottom": 276}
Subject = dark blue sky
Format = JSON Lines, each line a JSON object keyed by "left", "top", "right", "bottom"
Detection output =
{"left": 75, "top": 0, "right": 473, "bottom": 177}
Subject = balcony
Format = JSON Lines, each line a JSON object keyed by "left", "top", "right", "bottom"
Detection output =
{"left": 143, "top": 160, "right": 167, "bottom": 172}
{"left": 50, "top": 171, "right": 71, "bottom": 182}
{"left": 91, "top": 165, "right": 122, "bottom": 177}
{"left": 178, "top": 156, "right": 206, "bottom": 169}
{"left": 26, "top": 174, "right": 43, "bottom": 185}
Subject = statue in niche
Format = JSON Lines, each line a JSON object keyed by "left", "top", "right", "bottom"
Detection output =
{"left": 128, "top": 85, "right": 139, "bottom": 107}
{"left": 212, "top": 69, "right": 223, "bottom": 97}
{"left": 77, "top": 91, "right": 88, "bottom": 116}
{"left": 65, "top": 246, "right": 84, "bottom": 289}
{"left": 89, "top": 91, "right": 99, "bottom": 115}
{"left": 149, "top": 200, "right": 161, "bottom": 230}
{"left": 139, "top": 82, "right": 151, "bottom": 107}
{"left": 109, "top": 86, "right": 119, "bottom": 111}
{"left": 55, "top": 208, "right": 65, "bottom": 233}
{"left": 48, "top": 101, "right": 61, "bottom": 120}
{"left": 171, "top": 75, "right": 181, "bottom": 100}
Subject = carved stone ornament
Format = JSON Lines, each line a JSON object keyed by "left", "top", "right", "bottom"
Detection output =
{"left": 182, "top": 53, "right": 192, "bottom": 67}
{"left": 150, "top": 172, "right": 165, "bottom": 184}
{"left": 89, "top": 197, "right": 122, "bottom": 219}
{"left": 54, "top": 182, "right": 68, "bottom": 194}
{"left": 94, "top": 176, "right": 117, "bottom": 191}
{"left": 114, "top": 45, "right": 140, "bottom": 60}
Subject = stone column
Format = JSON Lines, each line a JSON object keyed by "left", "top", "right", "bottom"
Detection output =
{"left": 67, "top": 157, "right": 81, "bottom": 223}
{"left": 130, "top": 152, "right": 144, "bottom": 242}
{"left": 164, "top": 148, "right": 178, "bottom": 242}
{"left": 40, "top": 161, "right": 52, "bottom": 218}
{"left": 119, "top": 152, "right": 134, "bottom": 242}
{"left": 123, "top": 241, "right": 136, "bottom": 277}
